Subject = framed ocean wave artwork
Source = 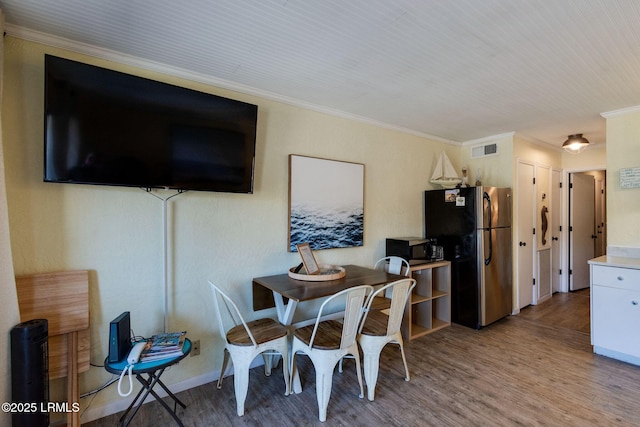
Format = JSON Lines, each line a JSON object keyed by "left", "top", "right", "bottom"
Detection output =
{"left": 288, "top": 155, "right": 364, "bottom": 251}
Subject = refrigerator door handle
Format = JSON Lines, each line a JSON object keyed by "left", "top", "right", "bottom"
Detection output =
{"left": 485, "top": 229, "right": 493, "bottom": 265}
{"left": 483, "top": 191, "right": 492, "bottom": 265}
{"left": 483, "top": 191, "right": 492, "bottom": 227}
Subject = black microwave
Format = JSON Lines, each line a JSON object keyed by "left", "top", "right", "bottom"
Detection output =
{"left": 385, "top": 237, "right": 443, "bottom": 262}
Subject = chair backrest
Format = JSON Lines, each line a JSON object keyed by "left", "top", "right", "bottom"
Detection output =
{"left": 307, "top": 285, "right": 373, "bottom": 351}
{"left": 360, "top": 278, "right": 416, "bottom": 336}
{"left": 374, "top": 256, "right": 410, "bottom": 277}
{"left": 208, "top": 281, "right": 258, "bottom": 347}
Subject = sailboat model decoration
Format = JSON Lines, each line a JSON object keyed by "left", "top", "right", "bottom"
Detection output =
{"left": 430, "top": 151, "right": 462, "bottom": 188}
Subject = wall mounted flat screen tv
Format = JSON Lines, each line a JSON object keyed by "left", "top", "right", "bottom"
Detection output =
{"left": 44, "top": 55, "right": 257, "bottom": 193}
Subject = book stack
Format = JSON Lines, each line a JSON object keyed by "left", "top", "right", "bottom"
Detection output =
{"left": 140, "top": 331, "right": 187, "bottom": 362}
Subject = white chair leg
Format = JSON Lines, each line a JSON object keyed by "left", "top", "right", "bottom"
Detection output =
{"left": 262, "top": 353, "right": 273, "bottom": 376}
{"left": 233, "top": 358, "right": 251, "bottom": 416}
{"left": 314, "top": 363, "right": 335, "bottom": 422}
{"left": 362, "top": 345, "right": 383, "bottom": 401}
{"left": 217, "top": 349, "right": 231, "bottom": 389}
{"left": 289, "top": 351, "right": 298, "bottom": 396}
{"left": 353, "top": 349, "right": 365, "bottom": 399}
{"left": 398, "top": 341, "right": 410, "bottom": 381}
{"left": 279, "top": 345, "right": 290, "bottom": 396}
{"left": 338, "top": 355, "right": 356, "bottom": 373}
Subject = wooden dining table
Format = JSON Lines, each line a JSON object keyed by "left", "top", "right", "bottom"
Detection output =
{"left": 252, "top": 264, "right": 405, "bottom": 393}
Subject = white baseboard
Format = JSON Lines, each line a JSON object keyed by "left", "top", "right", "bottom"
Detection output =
{"left": 80, "top": 357, "right": 267, "bottom": 424}
{"left": 594, "top": 346, "right": 640, "bottom": 367}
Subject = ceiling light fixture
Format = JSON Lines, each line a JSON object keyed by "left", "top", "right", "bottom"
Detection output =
{"left": 562, "top": 134, "right": 590, "bottom": 153}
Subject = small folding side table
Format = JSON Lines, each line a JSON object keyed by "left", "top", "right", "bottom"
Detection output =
{"left": 105, "top": 338, "right": 191, "bottom": 427}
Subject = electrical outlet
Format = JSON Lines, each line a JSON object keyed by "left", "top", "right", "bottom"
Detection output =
{"left": 191, "top": 340, "right": 200, "bottom": 356}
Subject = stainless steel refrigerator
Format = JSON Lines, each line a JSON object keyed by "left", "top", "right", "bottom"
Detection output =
{"left": 425, "top": 186, "right": 512, "bottom": 329}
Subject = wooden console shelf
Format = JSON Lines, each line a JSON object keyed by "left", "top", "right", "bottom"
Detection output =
{"left": 403, "top": 260, "right": 451, "bottom": 340}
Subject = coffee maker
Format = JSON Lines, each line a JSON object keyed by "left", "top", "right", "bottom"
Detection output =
{"left": 427, "top": 238, "right": 444, "bottom": 262}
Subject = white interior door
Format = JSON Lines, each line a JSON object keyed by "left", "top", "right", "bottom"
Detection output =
{"left": 517, "top": 161, "right": 535, "bottom": 308}
{"left": 534, "top": 164, "right": 550, "bottom": 305}
{"left": 551, "top": 169, "right": 562, "bottom": 293}
{"left": 569, "top": 173, "right": 595, "bottom": 291}
{"left": 595, "top": 175, "right": 606, "bottom": 257}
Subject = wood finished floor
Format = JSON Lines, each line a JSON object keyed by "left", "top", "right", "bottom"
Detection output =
{"left": 85, "top": 289, "right": 640, "bottom": 426}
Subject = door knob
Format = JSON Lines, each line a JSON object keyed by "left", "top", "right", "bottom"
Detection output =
{"left": 552, "top": 236, "right": 558, "bottom": 241}
{"left": 519, "top": 242, "right": 526, "bottom": 247}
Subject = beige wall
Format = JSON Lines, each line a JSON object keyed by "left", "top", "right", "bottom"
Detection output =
{"left": 0, "top": 13, "right": 21, "bottom": 424}
{"left": 603, "top": 109, "right": 640, "bottom": 248}
{"left": 461, "top": 134, "right": 515, "bottom": 188}
{"left": 1, "top": 37, "right": 458, "bottom": 420}
{"left": 513, "top": 136, "right": 562, "bottom": 170}
{"left": 562, "top": 144, "right": 607, "bottom": 171}
{"left": 0, "top": 156, "right": 18, "bottom": 427}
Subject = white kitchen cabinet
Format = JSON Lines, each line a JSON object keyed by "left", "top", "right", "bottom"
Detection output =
{"left": 589, "top": 256, "right": 640, "bottom": 366}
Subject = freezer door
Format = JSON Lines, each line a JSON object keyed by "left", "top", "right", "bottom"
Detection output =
{"left": 477, "top": 187, "right": 512, "bottom": 229}
{"left": 425, "top": 188, "right": 477, "bottom": 238}
{"left": 479, "top": 226, "right": 513, "bottom": 326}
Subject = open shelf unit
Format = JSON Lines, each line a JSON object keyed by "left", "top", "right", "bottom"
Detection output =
{"left": 403, "top": 260, "right": 451, "bottom": 340}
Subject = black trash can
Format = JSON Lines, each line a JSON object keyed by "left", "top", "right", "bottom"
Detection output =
{"left": 11, "top": 319, "right": 49, "bottom": 427}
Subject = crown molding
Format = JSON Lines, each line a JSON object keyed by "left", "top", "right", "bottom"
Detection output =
{"left": 601, "top": 105, "right": 640, "bottom": 119}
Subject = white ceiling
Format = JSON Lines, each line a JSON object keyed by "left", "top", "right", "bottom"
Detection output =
{"left": 3, "top": 0, "right": 640, "bottom": 149}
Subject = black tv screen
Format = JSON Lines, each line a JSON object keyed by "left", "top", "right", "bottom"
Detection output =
{"left": 44, "top": 55, "right": 257, "bottom": 193}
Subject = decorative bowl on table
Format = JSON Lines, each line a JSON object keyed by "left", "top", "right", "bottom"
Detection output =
{"left": 288, "top": 264, "right": 346, "bottom": 281}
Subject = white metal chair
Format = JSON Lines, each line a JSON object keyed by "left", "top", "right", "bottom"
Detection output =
{"left": 208, "top": 281, "right": 290, "bottom": 416}
{"left": 358, "top": 277, "right": 416, "bottom": 401}
{"left": 290, "top": 285, "right": 373, "bottom": 422}
{"left": 374, "top": 256, "right": 410, "bottom": 276}
{"left": 372, "top": 255, "right": 410, "bottom": 302}
{"left": 336, "top": 256, "right": 410, "bottom": 378}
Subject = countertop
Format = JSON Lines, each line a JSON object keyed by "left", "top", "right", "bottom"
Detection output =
{"left": 588, "top": 255, "right": 640, "bottom": 270}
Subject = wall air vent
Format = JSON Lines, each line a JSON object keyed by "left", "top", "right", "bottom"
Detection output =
{"left": 471, "top": 143, "right": 498, "bottom": 158}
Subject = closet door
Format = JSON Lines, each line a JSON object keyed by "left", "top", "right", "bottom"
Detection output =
{"left": 594, "top": 175, "right": 606, "bottom": 257}
{"left": 536, "top": 165, "right": 551, "bottom": 304}
{"left": 569, "top": 173, "right": 595, "bottom": 291}
{"left": 516, "top": 161, "right": 535, "bottom": 309}
{"left": 551, "top": 169, "right": 563, "bottom": 294}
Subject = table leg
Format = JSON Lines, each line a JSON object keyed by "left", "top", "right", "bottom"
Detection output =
{"left": 117, "top": 368, "right": 185, "bottom": 427}
{"left": 67, "top": 331, "right": 80, "bottom": 427}
{"left": 271, "top": 293, "right": 303, "bottom": 393}
{"left": 261, "top": 292, "right": 281, "bottom": 376}
{"left": 117, "top": 384, "right": 147, "bottom": 427}
{"left": 137, "top": 373, "right": 185, "bottom": 426}
{"left": 148, "top": 373, "right": 187, "bottom": 410}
